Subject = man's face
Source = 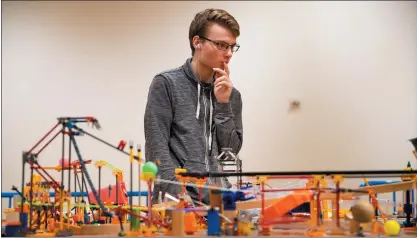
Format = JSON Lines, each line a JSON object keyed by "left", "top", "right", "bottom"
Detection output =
{"left": 198, "top": 23, "right": 237, "bottom": 70}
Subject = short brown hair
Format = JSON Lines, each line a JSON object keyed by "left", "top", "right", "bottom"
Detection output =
{"left": 189, "top": 8, "right": 240, "bottom": 56}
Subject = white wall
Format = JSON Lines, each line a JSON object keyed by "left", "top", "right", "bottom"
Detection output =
{"left": 2, "top": 1, "right": 417, "bottom": 212}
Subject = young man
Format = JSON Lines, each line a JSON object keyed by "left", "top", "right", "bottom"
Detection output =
{"left": 144, "top": 8, "right": 243, "bottom": 204}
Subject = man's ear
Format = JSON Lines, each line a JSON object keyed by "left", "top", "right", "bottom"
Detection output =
{"left": 193, "top": 35, "right": 202, "bottom": 50}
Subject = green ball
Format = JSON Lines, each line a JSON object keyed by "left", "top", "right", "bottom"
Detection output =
{"left": 142, "top": 161, "right": 158, "bottom": 177}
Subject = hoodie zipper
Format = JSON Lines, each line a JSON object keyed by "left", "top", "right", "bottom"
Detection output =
{"left": 202, "top": 88, "right": 210, "bottom": 174}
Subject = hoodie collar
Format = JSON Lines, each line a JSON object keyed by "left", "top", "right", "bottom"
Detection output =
{"left": 182, "top": 57, "right": 213, "bottom": 88}
{"left": 183, "top": 57, "right": 198, "bottom": 84}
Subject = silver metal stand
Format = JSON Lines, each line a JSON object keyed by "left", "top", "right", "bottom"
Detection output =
{"left": 216, "top": 148, "right": 243, "bottom": 189}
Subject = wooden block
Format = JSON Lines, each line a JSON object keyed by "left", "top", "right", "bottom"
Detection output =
{"left": 53, "top": 221, "right": 82, "bottom": 235}
{"left": 169, "top": 210, "right": 185, "bottom": 236}
{"left": 209, "top": 187, "right": 222, "bottom": 209}
{"left": 79, "top": 223, "right": 129, "bottom": 236}
{"left": 222, "top": 210, "right": 236, "bottom": 222}
{"left": 6, "top": 212, "right": 20, "bottom": 223}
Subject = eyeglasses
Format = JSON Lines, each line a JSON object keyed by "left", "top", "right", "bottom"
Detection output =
{"left": 199, "top": 36, "right": 240, "bottom": 52}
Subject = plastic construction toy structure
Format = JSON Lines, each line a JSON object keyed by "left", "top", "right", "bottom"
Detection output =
{"left": 9, "top": 117, "right": 144, "bottom": 237}
{"left": 177, "top": 167, "right": 417, "bottom": 237}
{"left": 3, "top": 118, "right": 417, "bottom": 237}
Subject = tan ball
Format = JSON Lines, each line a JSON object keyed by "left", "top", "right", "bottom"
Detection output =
{"left": 350, "top": 200, "right": 375, "bottom": 223}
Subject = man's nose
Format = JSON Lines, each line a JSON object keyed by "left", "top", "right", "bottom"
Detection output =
{"left": 225, "top": 47, "right": 233, "bottom": 57}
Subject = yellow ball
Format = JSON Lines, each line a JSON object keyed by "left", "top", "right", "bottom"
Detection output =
{"left": 384, "top": 220, "right": 401, "bottom": 236}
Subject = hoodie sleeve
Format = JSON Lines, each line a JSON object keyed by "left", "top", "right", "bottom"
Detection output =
{"left": 213, "top": 90, "right": 243, "bottom": 154}
{"left": 144, "top": 75, "right": 180, "bottom": 181}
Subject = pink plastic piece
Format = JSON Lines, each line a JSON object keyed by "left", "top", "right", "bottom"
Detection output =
{"left": 59, "top": 158, "right": 69, "bottom": 168}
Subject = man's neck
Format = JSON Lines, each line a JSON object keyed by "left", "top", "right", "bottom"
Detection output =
{"left": 191, "top": 57, "right": 213, "bottom": 84}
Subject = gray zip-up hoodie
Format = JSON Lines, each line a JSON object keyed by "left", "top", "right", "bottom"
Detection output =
{"left": 144, "top": 58, "right": 243, "bottom": 204}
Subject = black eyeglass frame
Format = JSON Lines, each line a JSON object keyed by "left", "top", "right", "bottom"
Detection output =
{"left": 198, "top": 35, "right": 240, "bottom": 53}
